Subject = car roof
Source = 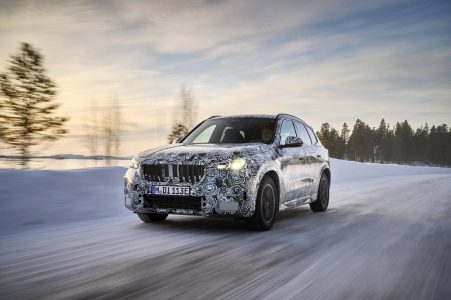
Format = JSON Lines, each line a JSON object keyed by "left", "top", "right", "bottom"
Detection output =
{"left": 208, "top": 113, "right": 308, "bottom": 126}
{"left": 209, "top": 114, "right": 277, "bottom": 119}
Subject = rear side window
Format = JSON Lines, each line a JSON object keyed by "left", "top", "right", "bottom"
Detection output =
{"left": 306, "top": 126, "right": 318, "bottom": 144}
{"left": 294, "top": 122, "right": 312, "bottom": 145}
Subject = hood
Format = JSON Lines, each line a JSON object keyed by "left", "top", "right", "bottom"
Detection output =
{"left": 136, "top": 143, "right": 271, "bottom": 164}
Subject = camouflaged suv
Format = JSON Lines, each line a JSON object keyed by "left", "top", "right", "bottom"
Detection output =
{"left": 124, "top": 114, "right": 330, "bottom": 230}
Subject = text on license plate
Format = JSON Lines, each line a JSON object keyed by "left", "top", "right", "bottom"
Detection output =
{"left": 151, "top": 185, "right": 190, "bottom": 196}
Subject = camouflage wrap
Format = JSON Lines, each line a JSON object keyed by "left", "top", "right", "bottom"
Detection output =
{"left": 124, "top": 114, "right": 330, "bottom": 218}
{"left": 124, "top": 144, "right": 278, "bottom": 217}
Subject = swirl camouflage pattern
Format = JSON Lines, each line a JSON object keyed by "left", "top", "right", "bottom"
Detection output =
{"left": 124, "top": 114, "right": 330, "bottom": 230}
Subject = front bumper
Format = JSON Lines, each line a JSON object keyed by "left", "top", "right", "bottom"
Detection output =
{"left": 124, "top": 166, "right": 257, "bottom": 217}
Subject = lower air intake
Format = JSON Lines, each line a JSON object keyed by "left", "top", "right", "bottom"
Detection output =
{"left": 143, "top": 195, "right": 202, "bottom": 210}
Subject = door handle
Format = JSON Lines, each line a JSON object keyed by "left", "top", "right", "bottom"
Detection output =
{"left": 316, "top": 154, "right": 321, "bottom": 158}
{"left": 299, "top": 157, "right": 305, "bottom": 160}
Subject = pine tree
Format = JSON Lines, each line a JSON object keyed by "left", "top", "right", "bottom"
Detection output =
{"left": 340, "top": 122, "right": 349, "bottom": 159}
{"left": 376, "top": 119, "right": 387, "bottom": 161}
{"left": 347, "top": 119, "right": 374, "bottom": 162}
{"left": 413, "top": 124, "right": 429, "bottom": 164}
{"left": 317, "top": 123, "right": 331, "bottom": 145}
{"left": 0, "top": 43, "right": 68, "bottom": 166}
{"left": 393, "top": 120, "right": 413, "bottom": 163}
{"left": 431, "top": 124, "right": 450, "bottom": 166}
{"left": 317, "top": 123, "right": 343, "bottom": 158}
{"left": 329, "top": 128, "right": 342, "bottom": 158}
{"left": 448, "top": 126, "right": 451, "bottom": 166}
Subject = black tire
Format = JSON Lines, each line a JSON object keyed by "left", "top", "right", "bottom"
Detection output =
{"left": 137, "top": 213, "right": 168, "bottom": 223}
{"left": 310, "top": 173, "right": 329, "bottom": 212}
{"left": 250, "top": 176, "right": 278, "bottom": 231}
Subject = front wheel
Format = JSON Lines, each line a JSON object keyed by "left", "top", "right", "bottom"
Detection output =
{"left": 250, "top": 176, "right": 278, "bottom": 231}
{"left": 137, "top": 213, "right": 168, "bottom": 223}
{"left": 310, "top": 173, "right": 329, "bottom": 212}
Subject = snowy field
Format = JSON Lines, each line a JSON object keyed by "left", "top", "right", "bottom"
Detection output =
{"left": 0, "top": 159, "right": 450, "bottom": 299}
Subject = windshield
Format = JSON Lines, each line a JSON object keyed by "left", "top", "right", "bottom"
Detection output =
{"left": 183, "top": 117, "right": 276, "bottom": 145}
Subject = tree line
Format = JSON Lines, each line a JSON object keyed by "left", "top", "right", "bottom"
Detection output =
{"left": 317, "top": 119, "right": 451, "bottom": 167}
{"left": 1, "top": 43, "right": 449, "bottom": 168}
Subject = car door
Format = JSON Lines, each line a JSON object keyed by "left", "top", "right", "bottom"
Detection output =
{"left": 278, "top": 119, "right": 307, "bottom": 202}
{"left": 293, "top": 121, "right": 316, "bottom": 196}
{"left": 305, "top": 125, "right": 324, "bottom": 195}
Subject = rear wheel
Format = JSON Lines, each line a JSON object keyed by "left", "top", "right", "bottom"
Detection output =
{"left": 137, "top": 213, "right": 168, "bottom": 223}
{"left": 310, "top": 173, "right": 329, "bottom": 212}
{"left": 250, "top": 176, "right": 278, "bottom": 231}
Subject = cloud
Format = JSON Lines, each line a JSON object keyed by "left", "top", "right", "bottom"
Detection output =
{"left": 198, "top": 41, "right": 451, "bottom": 128}
{"left": 0, "top": 0, "right": 450, "bottom": 155}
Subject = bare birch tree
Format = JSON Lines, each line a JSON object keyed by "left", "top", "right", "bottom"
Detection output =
{"left": 83, "top": 97, "right": 121, "bottom": 161}
{"left": 167, "top": 86, "right": 197, "bottom": 143}
{"left": 181, "top": 85, "right": 197, "bottom": 129}
{"left": 103, "top": 97, "right": 121, "bottom": 158}
{"left": 84, "top": 100, "right": 100, "bottom": 155}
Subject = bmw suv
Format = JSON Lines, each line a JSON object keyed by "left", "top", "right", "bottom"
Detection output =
{"left": 124, "top": 114, "right": 330, "bottom": 230}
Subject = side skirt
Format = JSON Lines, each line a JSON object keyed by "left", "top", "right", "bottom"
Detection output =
{"left": 280, "top": 195, "right": 313, "bottom": 210}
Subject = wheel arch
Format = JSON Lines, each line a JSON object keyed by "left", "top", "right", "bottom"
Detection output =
{"left": 322, "top": 167, "right": 331, "bottom": 185}
{"left": 261, "top": 170, "right": 280, "bottom": 210}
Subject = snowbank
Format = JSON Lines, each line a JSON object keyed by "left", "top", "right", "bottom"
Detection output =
{"left": 330, "top": 158, "right": 451, "bottom": 183}
{"left": 0, "top": 167, "right": 127, "bottom": 234}
{"left": 0, "top": 160, "right": 449, "bottom": 234}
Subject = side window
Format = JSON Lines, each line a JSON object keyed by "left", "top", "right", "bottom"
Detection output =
{"left": 279, "top": 120, "right": 296, "bottom": 145}
{"left": 306, "top": 126, "right": 318, "bottom": 145}
{"left": 294, "top": 122, "right": 312, "bottom": 145}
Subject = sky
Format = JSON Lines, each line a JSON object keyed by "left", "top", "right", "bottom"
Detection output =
{"left": 0, "top": 0, "right": 450, "bottom": 156}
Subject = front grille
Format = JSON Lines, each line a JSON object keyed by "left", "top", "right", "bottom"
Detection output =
{"left": 142, "top": 163, "right": 205, "bottom": 183}
{"left": 143, "top": 195, "right": 202, "bottom": 210}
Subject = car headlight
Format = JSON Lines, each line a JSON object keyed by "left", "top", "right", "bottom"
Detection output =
{"left": 217, "top": 158, "right": 246, "bottom": 171}
{"left": 129, "top": 158, "right": 139, "bottom": 169}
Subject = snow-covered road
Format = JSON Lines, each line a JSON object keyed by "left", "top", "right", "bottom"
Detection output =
{"left": 0, "top": 160, "right": 450, "bottom": 299}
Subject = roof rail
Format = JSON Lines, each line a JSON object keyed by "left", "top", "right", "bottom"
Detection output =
{"left": 276, "top": 113, "right": 306, "bottom": 124}
{"left": 208, "top": 115, "right": 221, "bottom": 119}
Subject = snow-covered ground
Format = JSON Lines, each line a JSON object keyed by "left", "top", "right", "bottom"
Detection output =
{"left": 0, "top": 159, "right": 450, "bottom": 299}
{"left": 0, "top": 159, "right": 449, "bottom": 234}
{"left": 331, "top": 159, "right": 451, "bottom": 183}
{"left": 0, "top": 167, "right": 126, "bottom": 233}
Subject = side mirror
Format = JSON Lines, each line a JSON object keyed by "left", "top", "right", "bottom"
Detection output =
{"left": 280, "top": 136, "right": 303, "bottom": 148}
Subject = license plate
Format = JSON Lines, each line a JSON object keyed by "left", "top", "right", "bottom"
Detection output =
{"left": 151, "top": 185, "right": 190, "bottom": 196}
